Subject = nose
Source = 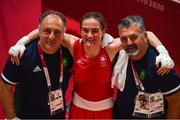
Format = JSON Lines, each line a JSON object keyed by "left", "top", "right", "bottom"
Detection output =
{"left": 87, "top": 31, "right": 93, "bottom": 38}
{"left": 127, "top": 37, "right": 133, "bottom": 45}
{"left": 49, "top": 31, "right": 55, "bottom": 40}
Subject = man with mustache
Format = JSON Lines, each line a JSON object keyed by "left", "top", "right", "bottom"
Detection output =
{"left": 112, "top": 15, "right": 180, "bottom": 119}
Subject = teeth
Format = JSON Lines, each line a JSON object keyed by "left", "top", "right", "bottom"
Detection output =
{"left": 128, "top": 45, "right": 135, "bottom": 49}
{"left": 88, "top": 39, "right": 94, "bottom": 41}
{"left": 86, "top": 39, "right": 95, "bottom": 46}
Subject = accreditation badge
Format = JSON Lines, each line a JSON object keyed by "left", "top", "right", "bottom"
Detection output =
{"left": 133, "top": 91, "right": 164, "bottom": 118}
{"left": 48, "top": 89, "right": 64, "bottom": 116}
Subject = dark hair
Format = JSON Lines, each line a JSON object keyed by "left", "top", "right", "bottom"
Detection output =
{"left": 118, "top": 15, "right": 145, "bottom": 34}
{"left": 80, "top": 12, "right": 107, "bottom": 31}
{"left": 38, "top": 10, "right": 66, "bottom": 28}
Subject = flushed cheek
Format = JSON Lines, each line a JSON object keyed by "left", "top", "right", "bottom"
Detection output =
{"left": 50, "top": 40, "right": 61, "bottom": 46}
{"left": 41, "top": 36, "right": 49, "bottom": 42}
{"left": 121, "top": 43, "right": 127, "bottom": 49}
{"left": 80, "top": 32, "right": 86, "bottom": 38}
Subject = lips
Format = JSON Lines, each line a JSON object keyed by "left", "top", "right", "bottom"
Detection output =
{"left": 46, "top": 40, "right": 56, "bottom": 45}
{"left": 87, "top": 38, "right": 95, "bottom": 42}
{"left": 85, "top": 39, "right": 96, "bottom": 46}
{"left": 126, "top": 45, "right": 137, "bottom": 52}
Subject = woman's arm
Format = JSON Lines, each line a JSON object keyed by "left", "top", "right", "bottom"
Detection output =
{"left": 16, "top": 28, "right": 39, "bottom": 45}
{"left": 63, "top": 33, "right": 79, "bottom": 56}
{"left": 147, "top": 31, "right": 174, "bottom": 75}
{"left": 9, "top": 29, "right": 79, "bottom": 65}
{"left": 8, "top": 29, "right": 39, "bottom": 65}
{"left": 147, "top": 31, "right": 162, "bottom": 47}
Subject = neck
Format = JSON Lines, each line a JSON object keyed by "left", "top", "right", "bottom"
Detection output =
{"left": 40, "top": 43, "right": 58, "bottom": 54}
{"left": 84, "top": 44, "right": 101, "bottom": 59}
{"left": 131, "top": 44, "right": 148, "bottom": 61}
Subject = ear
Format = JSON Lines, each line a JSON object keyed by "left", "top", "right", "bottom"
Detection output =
{"left": 38, "top": 25, "right": 41, "bottom": 36}
{"left": 38, "top": 24, "right": 40, "bottom": 29}
{"left": 144, "top": 32, "right": 148, "bottom": 39}
{"left": 101, "top": 28, "right": 106, "bottom": 39}
{"left": 102, "top": 28, "right": 106, "bottom": 33}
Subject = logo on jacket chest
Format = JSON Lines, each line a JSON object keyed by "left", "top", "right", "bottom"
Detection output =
{"left": 99, "top": 55, "right": 108, "bottom": 66}
{"left": 75, "top": 55, "right": 108, "bottom": 67}
{"left": 33, "top": 65, "right": 42, "bottom": 72}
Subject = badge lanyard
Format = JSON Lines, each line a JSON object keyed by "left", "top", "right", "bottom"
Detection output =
{"left": 130, "top": 59, "right": 145, "bottom": 91}
{"left": 38, "top": 43, "right": 63, "bottom": 90}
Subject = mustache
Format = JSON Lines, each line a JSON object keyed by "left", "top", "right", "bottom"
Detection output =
{"left": 127, "top": 44, "right": 137, "bottom": 49}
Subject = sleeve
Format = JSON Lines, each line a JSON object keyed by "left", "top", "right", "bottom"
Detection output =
{"left": 158, "top": 69, "right": 180, "bottom": 96}
{"left": 1, "top": 58, "right": 20, "bottom": 85}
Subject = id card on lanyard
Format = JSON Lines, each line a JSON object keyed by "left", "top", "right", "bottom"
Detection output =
{"left": 131, "top": 60, "right": 164, "bottom": 118}
{"left": 38, "top": 43, "right": 64, "bottom": 116}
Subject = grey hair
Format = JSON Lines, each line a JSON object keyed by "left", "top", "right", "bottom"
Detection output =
{"left": 38, "top": 10, "right": 66, "bottom": 31}
{"left": 118, "top": 15, "right": 145, "bottom": 34}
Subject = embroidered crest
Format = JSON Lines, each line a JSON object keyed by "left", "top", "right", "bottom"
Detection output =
{"left": 139, "top": 69, "right": 146, "bottom": 80}
{"left": 76, "top": 59, "right": 84, "bottom": 64}
{"left": 99, "top": 55, "right": 107, "bottom": 65}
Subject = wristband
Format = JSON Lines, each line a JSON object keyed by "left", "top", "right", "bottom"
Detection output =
{"left": 16, "top": 36, "right": 30, "bottom": 45}
{"left": 156, "top": 45, "right": 168, "bottom": 55}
